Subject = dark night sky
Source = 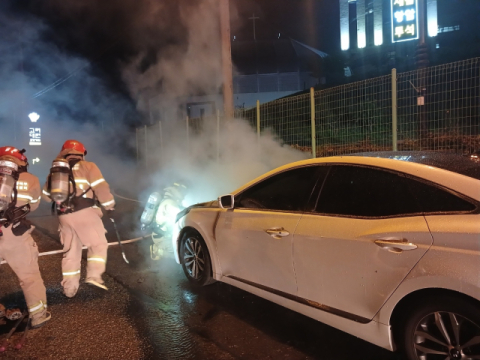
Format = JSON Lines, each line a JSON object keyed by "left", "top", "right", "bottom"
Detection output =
{"left": 2, "top": 0, "right": 479, "bottom": 103}
{"left": 7, "top": 0, "right": 478, "bottom": 82}
{"left": 4, "top": 0, "right": 339, "bottom": 90}
{"left": 231, "top": 0, "right": 338, "bottom": 51}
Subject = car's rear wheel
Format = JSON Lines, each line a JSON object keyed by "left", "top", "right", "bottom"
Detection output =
{"left": 180, "top": 232, "right": 214, "bottom": 286}
{"left": 402, "top": 295, "right": 480, "bottom": 360}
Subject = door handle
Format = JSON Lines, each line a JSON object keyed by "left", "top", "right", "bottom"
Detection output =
{"left": 266, "top": 227, "right": 290, "bottom": 239}
{"left": 374, "top": 239, "right": 417, "bottom": 253}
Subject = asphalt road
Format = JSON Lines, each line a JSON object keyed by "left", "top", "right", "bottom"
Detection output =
{"left": 0, "top": 199, "right": 403, "bottom": 360}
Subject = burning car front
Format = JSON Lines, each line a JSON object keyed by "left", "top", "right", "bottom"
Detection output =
{"left": 172, "top": 200, "right": 219, "bottom": 264}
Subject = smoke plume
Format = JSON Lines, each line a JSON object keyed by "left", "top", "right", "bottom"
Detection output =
{"left": 0, "top": 0, "right": 308, "bottom": 211}
{"left": 119, "top": 0, "right": 308, "bottom": 203}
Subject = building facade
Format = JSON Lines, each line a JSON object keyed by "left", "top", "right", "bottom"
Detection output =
{"left": 339, "top": 0, "right": 438, "bottom": 51}
{"left": 333, "top": 0, "right": 480, "bottom": 82}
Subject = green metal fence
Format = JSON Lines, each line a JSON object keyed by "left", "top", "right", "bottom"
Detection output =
{"left": 396, "top": 58, "right": 480, "bottom": 152}
{"left": 234, "top": 74, "right": 394, "bottom": 157}
{"left": 236, "top": 57, "right": 480, "bottom": 156}
{"left": 139, "top": 57, "right": 480, "bottom": 162}
{"left": 314, "top": 74, "right": 393, "bottom": 156}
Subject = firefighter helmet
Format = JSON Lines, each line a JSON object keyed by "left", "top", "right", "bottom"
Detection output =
{"left": 61, "top": 140, "right": 87, "bottom": 156}
{"left": 0, "top": 146, "right": 27, "bottom": 166}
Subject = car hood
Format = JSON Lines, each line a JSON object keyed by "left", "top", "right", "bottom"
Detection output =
{"left": 175, "top": 200, "right": 219, "bottom": 222}
{"left": 190, "top": 200, "right": 219, "bottom": 208}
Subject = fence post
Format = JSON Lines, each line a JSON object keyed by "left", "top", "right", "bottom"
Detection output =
{"left": 256, "top": 100, "right": 260, "bottom": 141}
{"left": 217, "top": 110, "right": 221, "bottom": 163}
{"left": 310, "top": 87, "right": 316, "bottom": 158}
{"left": 392, "top": 68, "right": 398, "bottom": 151}
{"left": 144, "top": 125, "right": 148, "bottom": 168}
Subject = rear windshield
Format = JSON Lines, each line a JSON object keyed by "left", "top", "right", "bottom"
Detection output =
{"left": 349, "top": 151, "right": 480, "bottom": 180}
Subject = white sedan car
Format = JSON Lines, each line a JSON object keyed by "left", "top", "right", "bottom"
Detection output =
{"left": 173, "top": 152, "right": 480, "bottom": 360}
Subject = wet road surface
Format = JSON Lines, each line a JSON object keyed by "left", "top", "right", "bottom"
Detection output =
{"left": 0, "top": 200, "right": 402, "bottom": 359}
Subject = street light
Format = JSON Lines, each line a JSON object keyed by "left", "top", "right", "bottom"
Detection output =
{"left": 28, "top": 112, "right": 40, "bottom": 123}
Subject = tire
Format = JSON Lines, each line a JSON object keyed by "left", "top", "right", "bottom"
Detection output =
{"left": 180, "top": 232, "right": 215, "bottom": 286}
{"left": 402, "top": 294, "right": 480, "bottom": 360}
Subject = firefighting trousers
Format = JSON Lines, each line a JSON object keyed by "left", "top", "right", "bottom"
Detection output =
{"left": 0, "top": 225, "right": 48, "bottom": 319}
{"left": 58, "top": 207, "right": 108, "bottom": 292}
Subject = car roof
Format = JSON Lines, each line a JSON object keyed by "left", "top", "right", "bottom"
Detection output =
{"left": 348, "top": 151, "right": 480, "bottom": 180}
{"left": 233, "top": 151, "right": 480, "bottom": 201}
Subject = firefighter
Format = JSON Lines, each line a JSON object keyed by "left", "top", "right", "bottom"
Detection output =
{"left": 0, "top": 146, "right": 50, "bottom": 328}
{"left": 150, "top": 183, "right": 187, "bottom": 260}
{"left": 42, "top": 140, "right": 115, "bottom": 298}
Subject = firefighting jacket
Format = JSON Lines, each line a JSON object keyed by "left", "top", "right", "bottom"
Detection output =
{"left": 1, "top": 172, "right": 41, "bottom": 232}
{"left": 16, "top": 172, "right": 41, "bottom": 212}
{"left": 42, "top": 160, "right": 115, "bottom": 210}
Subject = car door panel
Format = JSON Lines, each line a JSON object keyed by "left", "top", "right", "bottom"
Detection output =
{"left": 293, "top": 214, "right": 433, "bottom": 320}
{"left": 214, "top": 165, "right": 324, "bottom": 297}
{"left": 216, "top": 209, "right": 301, "bottom": 295}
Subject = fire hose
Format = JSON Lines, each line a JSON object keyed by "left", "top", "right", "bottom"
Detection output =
{"left": 110, "top": 218, "right": 129, "bottom": 264}
{"left": 1, "top": 191, "right": 148, "bottom": 265}
{"left": 0, "top": 234, "right": 152, "bottom": 265}
{"left": 111, "top": 190, "right": 144, "bottom": 204}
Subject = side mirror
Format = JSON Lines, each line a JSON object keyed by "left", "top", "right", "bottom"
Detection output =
{"left": 219, "top": 194, "right": 234, "bottom": 209}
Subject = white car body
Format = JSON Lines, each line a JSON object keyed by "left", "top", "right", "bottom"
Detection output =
{"left": 173, "top": 153, "right": 480, "bottom": 353}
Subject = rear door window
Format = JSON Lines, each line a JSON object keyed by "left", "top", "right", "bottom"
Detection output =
{"left": 316, "top": 165, "right": 420, "bottom": 217}
{"left": 236, "top": 166, "right": 323, "bottom": 212}
{"left": 405, "top": 177, "right": 477, "bottom": 213}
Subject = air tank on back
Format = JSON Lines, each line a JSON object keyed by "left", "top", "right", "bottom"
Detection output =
{"left": 49, "top": 159, "right": 71, "bottom": 204}
{"left": 0, "top": 160, "right": 18, "bottom": 211}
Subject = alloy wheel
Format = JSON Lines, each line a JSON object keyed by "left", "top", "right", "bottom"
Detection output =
{"left": 183, "top": 236, "right": 205, "bottom": 280}
{"left": 412, "top": 311, "right": 480, "bottom": 359}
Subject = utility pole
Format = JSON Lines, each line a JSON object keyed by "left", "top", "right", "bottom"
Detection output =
{"left": 416, "top": 0, "right": 429, "bottom": 68}
{"left": 249, "top": 13, "right": 260, "bottom": 41}
{"left": 416, "top": 0, "right": 429, "bottom": 144}
{"left": 220, "top": 0, "right": 234, "bottom": 119}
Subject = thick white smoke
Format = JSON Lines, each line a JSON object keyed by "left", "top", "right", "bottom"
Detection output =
{"left": 0, "top": 0, "right": 308, "bottom": 211}
{"left": 144, "top": 117, "right": 309, "bottom": 206}
{"left": 120, "top": 0, "right": 308, "bottom": 204}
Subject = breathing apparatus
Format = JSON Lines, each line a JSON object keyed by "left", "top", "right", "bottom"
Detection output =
{"left": 47, "top": 154, "right": 99, "bottom": 215}
{"left": 141, "top": 182, "right": 188, "bottom": 233}
{"left": 47, "top": 158, "right": 77, "bottom": 214}
{"left": 0, "top": 160, "right": 31, "bottom": 228}
{"left": 49, "top": 159, "right": 75, "bottom": 204}
{"left": 0, "top": 160, "right": 19, "bottom": 213}
{"left": 140, "top": 192, "right": 161, "bottom": 231}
